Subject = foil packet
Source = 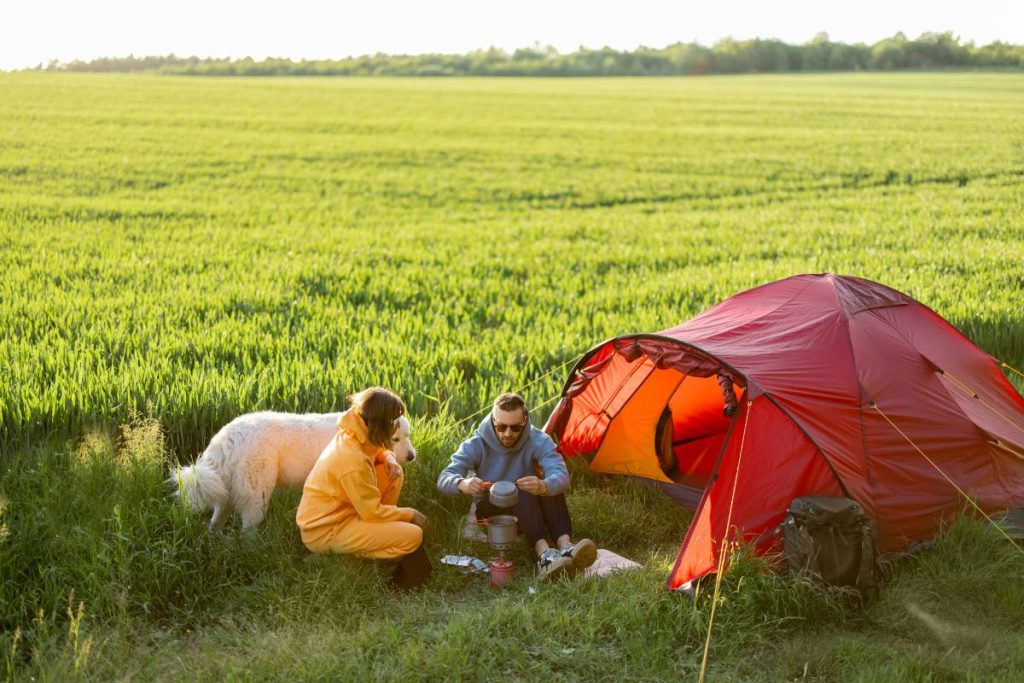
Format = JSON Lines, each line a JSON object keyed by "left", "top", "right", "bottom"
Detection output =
{"left": 441, "top": 554, "right": 490, "bottom": 574}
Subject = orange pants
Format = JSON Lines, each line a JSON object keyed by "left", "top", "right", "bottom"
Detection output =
{"left": 303, "top": 464, "right": 422, "bottom": 560}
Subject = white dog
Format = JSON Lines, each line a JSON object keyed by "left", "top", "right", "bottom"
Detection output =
{"left": 172, "top": 412, "right": 416, "bottom": 530}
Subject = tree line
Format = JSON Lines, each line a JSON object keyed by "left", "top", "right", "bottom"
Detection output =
{"left": 36, "top": 33, "right": 1024, "bottom": 77}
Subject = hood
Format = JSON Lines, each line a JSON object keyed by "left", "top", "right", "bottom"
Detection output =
{"left": 474, "top": 410, "right": 535, "bottom": 456}
{"left": 337, "top": 409, "right": 385, "bottom": 460}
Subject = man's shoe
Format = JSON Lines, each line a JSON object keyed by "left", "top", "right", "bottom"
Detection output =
{"left": 537, "top": 548, "right": 573, "bottom": 581}
{"left": 560, "top": 538, "right": 598, "bottom": 573}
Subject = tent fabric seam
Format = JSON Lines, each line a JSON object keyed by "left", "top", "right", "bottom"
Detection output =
{"left": 864, "top": 307, "right": 1022, "bottom": 446}
{"left": 753, "top": 391, "right": 854, "bottom": 500}
{"left": 834, "top": 282, "right": 880, "bottom": 506}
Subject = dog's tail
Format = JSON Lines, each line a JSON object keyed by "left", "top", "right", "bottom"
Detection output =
{"left": 170, "top": 461, "right": 229, "bottom": 513}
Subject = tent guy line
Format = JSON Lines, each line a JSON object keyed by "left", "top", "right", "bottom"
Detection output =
{"left": 425, "top": 351, "right": 588, "bottom": 447}
{"left": 459, "top": 352, "right": 586, "bottom": 427}
{"left": 869, "top": 401, "right": 1024, "bottom": 557}
{"left": 941, "top": 370, "right": 1024, "bottom": 438}
{"left": 1003, "top": 362, "right": 1024, "bottom": 381}
{"left": 698, "top": 398, "right": 753, "bottom": 683}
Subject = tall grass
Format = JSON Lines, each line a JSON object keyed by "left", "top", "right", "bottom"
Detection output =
{"left": 2, "top": 416, "right": 1022, "bottom": 680}
{"left": 1, "top": 72, "right": 1023, "bottom": 679}
{"left": 1, "top": 73, "right": 1022, "bottom": 456}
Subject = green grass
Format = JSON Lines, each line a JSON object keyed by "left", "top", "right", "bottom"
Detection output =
{"left": 1, "top": 72, "right": 1023, "bottom": 680}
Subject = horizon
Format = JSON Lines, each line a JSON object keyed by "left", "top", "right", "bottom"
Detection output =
{"left": 10, "top": 30, "right": 1022, "bottom": 70}
{"left": 2, "top": 0, "right": 1022, "bottom": 71}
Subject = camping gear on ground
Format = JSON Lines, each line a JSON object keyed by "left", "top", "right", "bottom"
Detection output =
{"left": 781, "top": 496, "right": 880, "bottom": 599}
{"left": 488, "top": 480, "right": 519, "bottom": 508}
{"left": 477, "top": 514, "right": 519, "bottom": 588}
{"left": 440, "top": 555, "right": 491, "bottom": 575}
{"left": 543, "top": 273, "right": 1024, "bottom": 592}
{"left": 390, "top": 545, "right": 432, "bottom": 590}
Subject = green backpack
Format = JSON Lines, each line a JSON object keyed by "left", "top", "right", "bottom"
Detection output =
{"left": 781, "top": 496, "right": 881, "bottom": 600}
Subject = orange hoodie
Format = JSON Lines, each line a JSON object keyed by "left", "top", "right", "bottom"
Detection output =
{"left": 296, "top": 410, "right": 414, "bottom": 539}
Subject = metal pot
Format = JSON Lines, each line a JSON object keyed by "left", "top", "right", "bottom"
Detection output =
{"left": 478, "top": 514, "right": 518, "bottom": 550}
{"left": 488, "top": 480, "right": 519, "bottom": 508}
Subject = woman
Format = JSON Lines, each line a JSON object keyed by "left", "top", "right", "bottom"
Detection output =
{"left": 296, "top": 387, "right": 430, "bottom": 588}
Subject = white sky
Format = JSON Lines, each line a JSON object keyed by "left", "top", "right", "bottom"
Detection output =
{"left": 2, "top": 0, "right": 1022, "bottom": 70}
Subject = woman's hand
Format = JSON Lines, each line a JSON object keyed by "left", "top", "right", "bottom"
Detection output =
{"left": 384, "top": 452, "right": 402, "bottom": 481}
{"left": 516, "top": 476, "right": 548, "bottom": 495}
{"left": 410, "top": 509, "right": 429, "bottom": 529}
{"left": 457, "top": 477, "right": 487, "bottom": 495}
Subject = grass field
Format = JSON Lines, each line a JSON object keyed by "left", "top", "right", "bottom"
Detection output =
{"left": 1, "top": 72, "right": 1023, "bottom": 681}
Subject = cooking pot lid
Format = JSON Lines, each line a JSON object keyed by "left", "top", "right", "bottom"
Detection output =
{"left": 491, "top": 480, "right": 517, "bottom": 497}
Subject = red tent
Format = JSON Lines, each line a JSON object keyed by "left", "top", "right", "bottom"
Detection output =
{"left": 544, "top": 274, "right": 1024, "bottom": 591}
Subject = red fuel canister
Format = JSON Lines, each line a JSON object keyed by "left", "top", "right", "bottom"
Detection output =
{"left": 489, "top": 559, "right": 514, "bottom": 588}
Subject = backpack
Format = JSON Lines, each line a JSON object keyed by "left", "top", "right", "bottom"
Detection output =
{"left": 781, "top": 496, "right": 880, "bottom": 600}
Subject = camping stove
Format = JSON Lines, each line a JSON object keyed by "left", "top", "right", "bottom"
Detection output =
{"left": 477, "top": 514, "right": 518, "bottom": 588}
{"left": 488, "top": 539, "right": 515, "bottom": 589}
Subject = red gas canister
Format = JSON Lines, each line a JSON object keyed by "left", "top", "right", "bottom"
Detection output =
{"left": 489, "top": 559, "right": 514, "bottom": 588}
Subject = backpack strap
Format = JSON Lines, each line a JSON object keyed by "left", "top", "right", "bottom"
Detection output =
{"left": 855, "top": 521, "right": 879, "bottom": 599}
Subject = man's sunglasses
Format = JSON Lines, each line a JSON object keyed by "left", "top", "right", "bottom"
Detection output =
{"left": 493, "top": 421, "right": 526, "bottom": 434}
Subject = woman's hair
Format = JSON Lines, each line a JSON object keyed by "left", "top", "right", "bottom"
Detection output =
{"left": 349, "top": 387, "right": 406, "bottom": 450}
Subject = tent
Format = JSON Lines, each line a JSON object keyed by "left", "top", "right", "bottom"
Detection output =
{"left": 543, "top": 274, "right": 1024, "bottom": 591}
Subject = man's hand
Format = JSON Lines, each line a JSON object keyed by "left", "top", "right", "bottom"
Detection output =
{"left": 516, "top": 476, "right": 548, "bottom": 495}
{"left": 410, "top": 510, "right": 429, "bottom": 529}
{"left": 457, "top": 477, "right": 487, "bottom": 495}
{"left": 384, "top": 452, "right": 402, "bottom": 481}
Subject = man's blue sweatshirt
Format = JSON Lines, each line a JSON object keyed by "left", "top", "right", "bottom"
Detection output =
{"left": 436, "top": 411, "right": 570, "bottom": 498}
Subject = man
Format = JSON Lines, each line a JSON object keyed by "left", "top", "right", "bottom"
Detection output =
{"left": 438, "top": 392, "right": 597, "bottom": 580}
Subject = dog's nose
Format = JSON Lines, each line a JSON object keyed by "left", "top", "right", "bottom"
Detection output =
{"left": 407, "top": 453, "right": 416, "bottom": 462}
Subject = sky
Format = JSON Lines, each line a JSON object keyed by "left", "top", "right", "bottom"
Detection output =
{"left": 2, "top": 0, "right": 1022, "bottom": 70}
